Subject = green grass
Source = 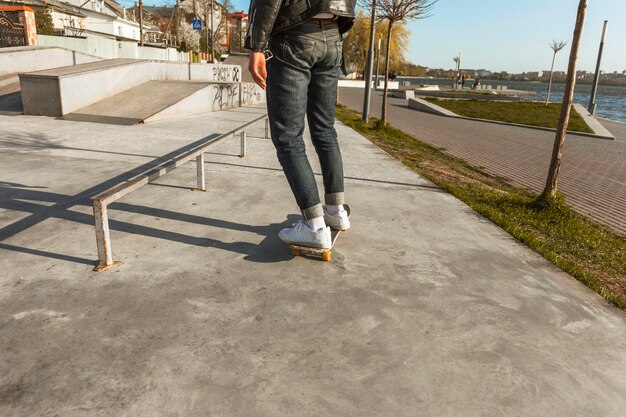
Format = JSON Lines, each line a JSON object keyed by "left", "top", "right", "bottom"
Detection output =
{"left": 336, "top": 104, "right": 626, "bottom": 311}
{"left": 425, "top": 98, "right": 594, "bottom": 133}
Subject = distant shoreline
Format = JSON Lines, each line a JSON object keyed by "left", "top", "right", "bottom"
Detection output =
{"left": 396, "top": 75, "right": 626, "bottom": 88}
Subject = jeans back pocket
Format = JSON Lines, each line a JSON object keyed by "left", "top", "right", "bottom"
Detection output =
{"left": 281, "top": 33, "right": 316, "bottom": 69}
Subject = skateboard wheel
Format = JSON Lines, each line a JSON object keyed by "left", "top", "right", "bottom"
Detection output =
{"left": 292, "top": 248, "right": 300, "bottom": 257}
{"left": 322, "top": 251, "right": 331, "bottom": 262}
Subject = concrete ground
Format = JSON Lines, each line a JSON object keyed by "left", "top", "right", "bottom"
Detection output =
{"left": 339, "top": 87, "right": 626, "bottom": 235}
{"left": 1, "top": 107, "right": 625, "bottom": 416}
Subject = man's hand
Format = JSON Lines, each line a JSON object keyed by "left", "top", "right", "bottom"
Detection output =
{"left": 249, "top": 51, "right": 267, "bottom": 90}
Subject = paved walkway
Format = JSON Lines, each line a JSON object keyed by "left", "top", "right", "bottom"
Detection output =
{"left": 339, "top": 88, "right": 626, "bottom": 235}
{"left": 1, "top": 108, "right": 625, "bottom": 416}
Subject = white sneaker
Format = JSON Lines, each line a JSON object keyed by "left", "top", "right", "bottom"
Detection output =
{"left": 279, "top": 221, "right": 332, "bottom": 249}
{"left": 323, "top": 206, "right": 351, "bottom": 231}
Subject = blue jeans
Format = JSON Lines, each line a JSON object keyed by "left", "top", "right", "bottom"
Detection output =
{"left": 266, "top": 21, "right": 345, "bottom": 220}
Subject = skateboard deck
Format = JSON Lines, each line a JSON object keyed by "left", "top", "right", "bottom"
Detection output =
{"left": 289, "top": 205, "right": 350, "bottom": 262}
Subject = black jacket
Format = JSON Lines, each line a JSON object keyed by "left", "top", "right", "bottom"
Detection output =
{"left": 244, "top": 0, "right": 356, "bottom": 52}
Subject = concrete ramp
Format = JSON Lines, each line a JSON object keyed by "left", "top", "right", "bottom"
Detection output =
{"left": 62, "top": 81, "right": 241, "bottom": 125}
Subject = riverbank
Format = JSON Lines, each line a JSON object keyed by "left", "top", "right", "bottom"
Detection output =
{"left": 337, "top": 86, "right": 626, "bottom": 237}
{"left": 397, "top": 77, "right": 626, "bottom": 123}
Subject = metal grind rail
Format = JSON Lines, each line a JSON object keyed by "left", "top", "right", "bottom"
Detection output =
{"left": 92, "top": 114, "right": 269, "bottom": 272}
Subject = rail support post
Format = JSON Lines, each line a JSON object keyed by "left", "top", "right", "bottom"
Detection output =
{"left": 93, "top": 199, "right": 122, "bottom": 272}
{"left": 240, "top": 131, "right": 247, "bottom": 158}
{"left": 193, "top": 153, "right": 206, "bottom": 191}
{"left": 264, "top": 118, "right": 270, "bottom": 139}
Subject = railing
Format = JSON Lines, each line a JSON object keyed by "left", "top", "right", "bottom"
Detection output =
{"left": 91, "top": 114, "right": 270, "bottom": 272}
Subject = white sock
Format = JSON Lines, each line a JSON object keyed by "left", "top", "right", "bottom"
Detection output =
{"left": 305, "top": 216, "right": 326, "bottom": 231}
{"left": 325, "top": 204, "right": 344, "bottom": 215}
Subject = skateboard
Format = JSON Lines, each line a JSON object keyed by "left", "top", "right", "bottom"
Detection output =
{"left": 289, "top": 204, "right": 350, "bottom": 262}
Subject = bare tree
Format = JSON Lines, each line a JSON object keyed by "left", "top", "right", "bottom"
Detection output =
{"left": 452, "top": 54, "right": 460, "bottom": 89}
{"left": 180, "top": 0, "right": 231, "bottom": 57}
{"left": 452, "top": 55, "right": 460, "bottom": 70}
{"left": 360, "top": 0, "right": 436, "bottom": 125}
{"left": 545, "top": 40, "right": 567, "bottom": 105}
{"left": 542, "top": 0, "right": 587, "bottom": 201}
{"left": 179, "top": 20, "right": 201, "bottom": 51}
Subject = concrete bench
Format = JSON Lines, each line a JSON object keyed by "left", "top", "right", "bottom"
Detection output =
{"left": 20, "top": 59, "right": 150, "bottom": 116}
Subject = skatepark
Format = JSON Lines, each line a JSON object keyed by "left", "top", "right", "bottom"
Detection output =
{"left": 1, "top": 46, "right": 626, "bottom": 416}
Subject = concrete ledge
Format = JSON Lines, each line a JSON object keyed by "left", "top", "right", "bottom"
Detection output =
{"left": 408, "top": 97, "right": 457, "bottom": 117}
{"left": 415, "top": 90, "right": 527, "bottom": 101}
{"left": 572, "top": 104, "right": 615, "bottom": 140}
{"left": 339, "top": 79, "right": 400, "bottom": 90}
{"left": 391, "top": 90, "right": 415, "bottom": 100}
{"left": 408, "top": 98, "right": 616, "bottom": 140}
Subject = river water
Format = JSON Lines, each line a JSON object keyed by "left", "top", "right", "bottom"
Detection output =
{"left": 398, "top": 77, "right": 626, "bottom": 123}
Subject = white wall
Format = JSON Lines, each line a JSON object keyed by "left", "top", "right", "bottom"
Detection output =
{"left": 112, "top": 20, "right": 140, "bottom": 41}
{"left": 36, "top": 35, "right": 186, "bottom": 62}
{"left": 0, "top": 46, "right": 101, "bottom": 75}
{"left": 37, "top": 33, "right": 118, "bottom": 59}
{"left": 50, "top": 11, "right": 85, "bottom": 33}
{"left": 116, "top": 41, "right": 137, "bottom": 58}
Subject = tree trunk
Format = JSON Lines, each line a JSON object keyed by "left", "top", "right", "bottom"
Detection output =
{"left": 545, "top": 51, "right": 556, "bottom": 105}
{"left": 381, "top": 21, "right": 393, "bottom": 125}
{"left": 544, "top": 0, "right": 587, "bottom": 199}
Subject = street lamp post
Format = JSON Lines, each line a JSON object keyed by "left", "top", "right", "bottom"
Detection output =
{"left": 139, "top": 0, "right": 144, "bottom": 46}
{"left": 588, "top": 20, "right": 608, "bottom": 115}
{"left": 374, "top": 38, "right": 381, "bottom": 90}
{"left": 210, "top": 0, "right": 215, "bottom": 61}
{"left": 362, "top": 0, "right": 377, "bottom": 123}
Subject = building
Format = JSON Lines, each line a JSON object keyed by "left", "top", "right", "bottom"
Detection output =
{"left": 0, "top": 0, "right": 86, "bottom": 36}
{"left": 125, "top": 4, "right": 177, "bottom": 45}
{"left": 228, "top": 10, "right": 247, "bottom": 53}
{"left": 61, "top": 0, "right": 137, "bottom": 41}
{"left": 0, "top": 4, "right": 38, "bottom": 46}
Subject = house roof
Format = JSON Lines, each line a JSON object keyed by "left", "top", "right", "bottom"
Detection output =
{"left": 141, "top": 5, "right": 174, "bottom": 16}
{"left": 0, "top": 5, "right": 35, "bottom": 11}
{"left": 0, "top": 0, "right": 86, "bottom": 16}
{"left": 102, "top": 0, "right": 124, "bottom": 16}
{"left": 229, "top": 10, "right": 247, "bottom": 19}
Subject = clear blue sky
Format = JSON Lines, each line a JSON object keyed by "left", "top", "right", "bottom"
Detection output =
{"left": 129, "top": 0, "right": 626, "bottom": 73}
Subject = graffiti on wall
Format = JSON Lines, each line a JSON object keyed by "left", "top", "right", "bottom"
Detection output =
{"left": 212, "top": 83, "right": 239, "bottom": 110}
{"left": 241, "top": 83, "right": 263, "bottom": 105}
{"left": 211, "top": 66, "right": 241, "bottom": 83}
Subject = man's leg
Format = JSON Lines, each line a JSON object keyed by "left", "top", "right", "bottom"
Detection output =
{"left": 306, "top": 26, "right": 350, "bottom": 231}
{"left": 266, "top": 36, "right": 323, "bottom": 220}
{"left": 306, "top": 31, "right": 344, "bottom": 209}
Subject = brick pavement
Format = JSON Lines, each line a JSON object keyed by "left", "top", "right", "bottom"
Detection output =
{"left": 338, "top": 87, "right": 626, "bottom": 235}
